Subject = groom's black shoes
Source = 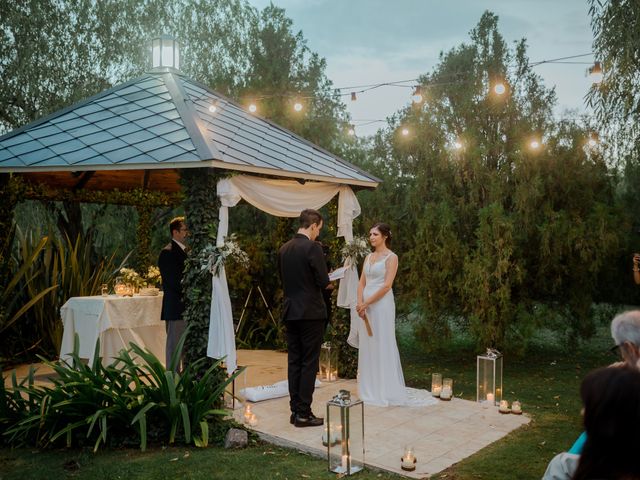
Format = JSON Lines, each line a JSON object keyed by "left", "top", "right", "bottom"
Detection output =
{"left": 290, "top": 413, "right": 295, "bottom": 425}
{"left": 293, "top": 412, "right": 324, "bottom": 427}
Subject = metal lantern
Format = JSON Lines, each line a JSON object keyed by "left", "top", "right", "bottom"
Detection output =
{"left": 319, "top": 341, "right": 339, "bottom": 382}
{"left": 477, "top": 348, "right": 503, "bottom": 406}
{"left": 151, "top": 34, "right": 180, "bottom": 70}
{"left": 326, "top": 390, "right": 364, "bottom": 475}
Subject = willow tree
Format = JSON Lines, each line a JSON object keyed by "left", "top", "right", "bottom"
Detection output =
{"left": 358, "top": 12, "right": 622, "bottom": 350}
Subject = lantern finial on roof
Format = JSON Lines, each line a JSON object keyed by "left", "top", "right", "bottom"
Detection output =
{"left": 151, "top": 34, "right": 180, "bottom": 72}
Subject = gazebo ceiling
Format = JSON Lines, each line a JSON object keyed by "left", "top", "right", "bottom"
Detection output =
{"left": 0, "top": 69, "right": 380, "bottom": 193}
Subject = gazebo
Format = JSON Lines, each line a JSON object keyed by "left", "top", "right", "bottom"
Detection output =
{"left": 0, "top": 37, "right": 380, "bottom": 370}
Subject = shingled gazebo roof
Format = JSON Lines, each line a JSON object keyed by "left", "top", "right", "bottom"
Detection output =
{"left": 0, "top": 69, "right": 379, "bottom": 193}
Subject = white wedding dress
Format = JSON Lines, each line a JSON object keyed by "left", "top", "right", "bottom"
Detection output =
{"left": 357, "top": 253, "right": 438, "bottom": 407}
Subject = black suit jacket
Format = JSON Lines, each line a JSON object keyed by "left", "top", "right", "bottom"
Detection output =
{"left": 158, "top": 240, "right": 187, "bottom": 321}
{"left": 278, "top": 233, "right": 330, "bottom": 321}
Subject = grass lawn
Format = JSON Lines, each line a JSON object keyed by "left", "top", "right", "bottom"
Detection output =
{"left": 0, "top": 320, "right": 615, "bottom": 480}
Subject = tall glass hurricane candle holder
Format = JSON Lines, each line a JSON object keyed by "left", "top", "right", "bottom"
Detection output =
{"left": 477, "top": 349, "right": 503, "bottom": 406}
{"left": 327, "top": 390, "right": 364, "bottom": 475}
{"left": 319, "top": 342, "right": 339, "bottom": 382}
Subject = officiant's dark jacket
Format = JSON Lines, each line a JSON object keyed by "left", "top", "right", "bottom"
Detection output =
{"left": 278, "top": 234, "right": 330, "bottom": 321}
{"left": 158, "top": 240, "right": 187, "bottom": 321}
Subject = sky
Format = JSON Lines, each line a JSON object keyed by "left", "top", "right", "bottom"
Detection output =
{"left": 246, "top": 0, "right": 595, "bottom": 136}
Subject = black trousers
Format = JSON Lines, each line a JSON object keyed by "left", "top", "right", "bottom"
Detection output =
{"left": 285, "top": 319, "right": 325, "bottom": 416}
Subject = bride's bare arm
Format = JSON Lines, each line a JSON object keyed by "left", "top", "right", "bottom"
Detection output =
{"left": 361, "top": 254, "right": 398, "bottom": 309}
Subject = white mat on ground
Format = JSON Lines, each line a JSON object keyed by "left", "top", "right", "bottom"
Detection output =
{"left": 240, "top": 379, "right": 323, "bottom": 402}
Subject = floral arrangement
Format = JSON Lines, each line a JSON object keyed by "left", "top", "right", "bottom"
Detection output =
{"left": 118, "top": 266, "right": 162, "bottom": 288}
{"left": 119, "top": 267, "right": 144, "bottom": 288}
{"left": 341, "top": 235, "right": 371, "bottom": 263}
{"left": 145, "top": 266, "right": 161, "bottom": 287}
{"left": 199, "top": 234, "right": 250, "bottom": 276}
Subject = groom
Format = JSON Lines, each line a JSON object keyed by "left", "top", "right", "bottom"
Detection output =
{"left": 278, "top": 209, "right": 330, "bottom": 427}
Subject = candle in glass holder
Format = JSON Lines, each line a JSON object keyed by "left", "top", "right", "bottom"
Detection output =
{"left": 486, "top": 393, "right": 495, "bottom": 404}
{"left": 440, "top": 378, "right": 453, "bottom": 400}
{"left": 248, "top": 413, "right": 258, "bottom": 427}
{"left": 401, "top": 445, "right": 417, "bottom": 471}
{"left": 341, "top": 454, "right": 349, "bottom": 471}
{"left": 431, "top": 373, "right": 443, "bottom": 397}
{"left": 499, "top": 400, "right": 510, "bottom": 413}
{"left": 511, "top": 401, "right": 522, "bottom": 414}
{"left": 243, "top": 404, "right": 252, "bottom": 424}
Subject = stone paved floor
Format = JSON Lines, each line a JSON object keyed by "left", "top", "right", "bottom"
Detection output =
{"left": 232, "top": 350, "right": 530, "bottom": 478}
{"left": 4, "top": 350, "right": 530, "bottom": 478}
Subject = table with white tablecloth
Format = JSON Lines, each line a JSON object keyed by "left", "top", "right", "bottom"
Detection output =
{"left": 59, "top": 294, "right": 166, "bottom": 366}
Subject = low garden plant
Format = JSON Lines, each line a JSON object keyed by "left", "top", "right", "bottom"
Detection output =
{"left": 1, "top": 331, "right": 241, "bottom": 452}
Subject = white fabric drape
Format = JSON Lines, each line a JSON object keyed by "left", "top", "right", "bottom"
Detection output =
{"left": 208, "top": 175, "right": 362, "bottom": 374}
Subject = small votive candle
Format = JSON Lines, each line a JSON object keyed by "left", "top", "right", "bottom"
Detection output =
{"left": 243, "top": 404, "right": 252, "bottom": 424}
{"left": 499, "top": 400, "right": 510, "bottom": 413}
{"left": 431, "top": 373, "right": 443, "bottom": 397}
{"left": 248, "top": 413, "right": 258, "bottom": 427}
{"left": 511, "top": 401, "right": 522, "bottom": 414}
{"left": 440, "top": 378, "right": 453, "bottom": 400}
{"left": 401, "top": 445, "right": 417, "bottom": 471}
{"left": 486, "top": 393, "right": 495, "bottom": 404}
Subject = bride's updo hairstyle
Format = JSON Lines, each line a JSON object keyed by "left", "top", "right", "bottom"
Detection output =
{"left": 372, "top": 222, "right": 392, "bottom": 248}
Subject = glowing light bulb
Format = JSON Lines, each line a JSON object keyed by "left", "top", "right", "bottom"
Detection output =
{"left": 248, "top": 103, "right": 257, "bottom": 113}
{"left": 293, "top": 102, "right": 303, "bottom": 112}
{"left": 348, "top": 128, "right": 355, "bottom": 136}
{"left": 208, "top": 105, "right": 217, "bottom": 113}
{"left": 453, "top": 141, "right": 463, "bottom": 150}
{"left": 494, "top": 83, "right": 506, "bottom": 95}
{"left": 401, "top": 128, "right": 409, "bottom": 136}
{"left": 530, "top": 140, "right": 540, "bottom": 150}
{"left": 589, "top": 61, "right": 603, "bottom": 85}
{"left": 587, "top": 133, "right": 599, "bottom": 148}
{"left": 412, "top": 86, "right": 423, "bottom": 103}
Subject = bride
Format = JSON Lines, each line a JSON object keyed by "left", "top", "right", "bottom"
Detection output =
{"left": 355, "top": 223, "right": 436, "bottom": 407}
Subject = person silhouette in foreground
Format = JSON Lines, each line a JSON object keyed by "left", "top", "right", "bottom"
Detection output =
{"left": 542, "top": 310, "right": 640, "bottom": 479}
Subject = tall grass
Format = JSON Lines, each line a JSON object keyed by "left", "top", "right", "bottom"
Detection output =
{"left": 5, "top": 227, "right": 125, "bottom": 360}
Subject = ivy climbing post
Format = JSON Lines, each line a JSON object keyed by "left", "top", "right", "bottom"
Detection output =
{"left": 180, "top": 167, "right": 222, "bottom": 372}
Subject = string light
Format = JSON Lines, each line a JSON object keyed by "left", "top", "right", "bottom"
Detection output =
{"left": 587, "top": 132, "right": 599, "bottom": 147}
{"left": 588, "top": 61, "right": 603, "bottom": 84}
{"left": 411, "top": 86, "right": 423, "bottom": 103}
{"left": 401, "top": 127, "right": 410, "bottom": 136}
{"left": 529, "top": 139, "right": 541, "bottom": 150}
{"left": 453, "top": 140, "right": 463, "bottom": 150}
{"left": 248, "top": 103, "right": 257, "bottom": 113}
{"left": 493, "top": 82, "right": 506, "bottom": 95}
{"left": 347, "top": 126, "right": 356, "bottom": 136}
{"left": 293, "top": 102, "right": 303, "bottom": 112}
{"left": 208, "top": 104, "right": 217, "bottom": 113}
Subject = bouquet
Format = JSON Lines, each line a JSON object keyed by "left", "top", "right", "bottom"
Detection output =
{"left": 341, "top": 235, "right": 371, "bottom": 263}
{"left": 199, "top": 234, "right": 250, "bottom": 276}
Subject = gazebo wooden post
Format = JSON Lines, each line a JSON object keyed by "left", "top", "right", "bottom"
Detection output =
{"left": 180, "top": 167, "right": 223, "bottom": 379}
